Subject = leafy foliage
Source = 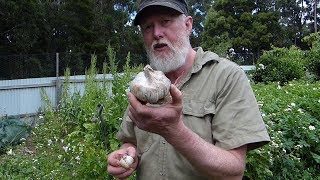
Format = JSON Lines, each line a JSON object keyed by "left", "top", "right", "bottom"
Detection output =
{"left": 252, "top": 46, "right": 307, "bottom": 84}
{"left": 303, "top": 32, "right": 320, "bottom": 80}
{"left": 0, "top": 46, "right": 141, "bottom": 179}
{"left": 245, "top": 80, "right": 320, "bottom": 179}
{"left": 201, "top": 0, "right": 282, "bottom": 56}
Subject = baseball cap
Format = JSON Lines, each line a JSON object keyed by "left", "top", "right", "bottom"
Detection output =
{"left": 133, "top": 0, "right": 189, "bottom": 26}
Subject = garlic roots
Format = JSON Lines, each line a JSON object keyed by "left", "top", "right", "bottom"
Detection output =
{"left": 129, "top": 65, "right": 171, "bottom": 104}
{"left": 119, "top": 155, "right": 134, "bottom": 169}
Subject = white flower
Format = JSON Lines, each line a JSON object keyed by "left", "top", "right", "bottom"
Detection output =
{"left": 298, "top": 108, "right": 303, "bottom": 113}
{"left": 63, "top": 143, "right": 70, "bottom": 152}
{"left": 48, "top": 139, "right": 52, "bottom": 146}
{"left": 6, "top": 149, "right": 14, "bottom": 155}
{"left": 258, "top": 64, "right": 265, "bottom": 70}
{"left": 309, "top": 125, "right": 315, "bottom": 131}
{"left": 58, "top": 155, "right": 62, "bottom": 160}
{"left": 75, "top": 156, "right": 80, "bottom": 161}
{"left": 291, "top": 103, "right": 296, "bottom": 107}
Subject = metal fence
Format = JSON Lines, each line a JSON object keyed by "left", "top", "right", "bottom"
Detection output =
{"left": 0, "top": 53, "right": 108, "bottom": 80}
{"left": 0, "top": 52, "right": 257, "bottom": 80}
{"left": 0, "top": 52, "right": 256, "bottom": 117}
{"left": 0, "top": 74, "right": 113, "bottom": 117}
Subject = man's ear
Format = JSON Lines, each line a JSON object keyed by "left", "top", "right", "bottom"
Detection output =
{"left": 185, "top": 16, "right": 193, "bottom": 34}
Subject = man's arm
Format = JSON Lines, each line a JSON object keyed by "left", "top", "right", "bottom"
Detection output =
{"left": 164, "top": 118, "right": 247, "bottom": 178}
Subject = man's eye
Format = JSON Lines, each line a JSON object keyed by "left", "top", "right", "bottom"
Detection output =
{"left": 142, "top": 25, "right": 152, "bottom": 31}
{"left": 162, "top": 19, "right": 171, "bottom": 25}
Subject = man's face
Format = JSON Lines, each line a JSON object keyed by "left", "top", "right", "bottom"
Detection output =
{"left": 140, "top": 8, "right": 191, "bottom": 73}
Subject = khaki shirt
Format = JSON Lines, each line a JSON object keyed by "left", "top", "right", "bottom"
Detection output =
{"left": 117, "top": 47, "right": 270, "bottom": 180}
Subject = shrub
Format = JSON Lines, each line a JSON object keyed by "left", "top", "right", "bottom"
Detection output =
{"left": 252, "top": 46, "right": 306, "bottom": 84}
{"left": 303, "top": 32, "right": 320, "bottom": 80}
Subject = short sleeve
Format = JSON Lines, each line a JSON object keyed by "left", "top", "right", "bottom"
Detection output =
{"left": 212, "top": 67, "right": 270, "bottom": 150}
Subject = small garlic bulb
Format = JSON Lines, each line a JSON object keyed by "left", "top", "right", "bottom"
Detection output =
{"left": 130, "top": 65, "right": 171, "bottom": 104}
{"left": 119, "top": 155, "right": 134, "bottom": 169}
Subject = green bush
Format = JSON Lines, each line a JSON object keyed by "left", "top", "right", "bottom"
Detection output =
{"left": 252, "top": 46, "right": 307, "bottom": 84}
{"left": 303, "top": 32, "right": 320, "bottom": 80}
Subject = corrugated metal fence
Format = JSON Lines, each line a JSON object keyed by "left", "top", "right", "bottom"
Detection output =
{"left": 0, "top": 74, "right": 113, "bottom": 117}
{"left": 0, "top": 65, "right": 255, "bottom": 118}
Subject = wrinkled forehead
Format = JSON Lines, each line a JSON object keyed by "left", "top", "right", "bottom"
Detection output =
{"left": 137, "top": 6, "right": 182, "bottom": 25}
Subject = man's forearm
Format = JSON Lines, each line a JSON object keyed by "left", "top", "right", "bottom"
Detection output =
{"left": 163, "top": 120, "right": 247, "bottom": 178}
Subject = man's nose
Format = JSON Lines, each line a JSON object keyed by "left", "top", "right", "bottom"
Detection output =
{"left": 153, "top": 24, "right": 164, "bottom": 40}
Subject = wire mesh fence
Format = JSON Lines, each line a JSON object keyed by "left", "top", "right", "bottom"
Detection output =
{"left": 0, "top": 52, "right": 256, "bottom": 80}
{"left": 0, "top": 52, "right": 147, "bottom": 80}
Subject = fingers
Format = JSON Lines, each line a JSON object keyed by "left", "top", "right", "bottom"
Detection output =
{"left": 126, "top": 146, "right": 137, "bottom": 158}
{"left": 107, "top": 149, "right": 136, "bottom": 179}
{"left": 107, "top": 165, "right": 133, "bottom": 179}
{"left": 169, "top": 84, "right": 182, "bottom": 106}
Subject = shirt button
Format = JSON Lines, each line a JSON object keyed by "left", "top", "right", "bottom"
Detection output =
{"left": 160, "top": 172, "right": 164, "bottom": 176}
{"left": 162, "top": 141, "right": 166, "bottom": 144}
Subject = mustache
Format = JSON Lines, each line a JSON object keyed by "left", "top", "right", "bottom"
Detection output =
{"left": 150, "top": 39, "right": 175, "bottom": 51}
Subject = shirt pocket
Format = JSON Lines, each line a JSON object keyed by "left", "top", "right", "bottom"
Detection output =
{"left": 182, "top": 98, "right": 216, "bottom": 143}
{"left": 183, "top": 98, "right": 216, "bottom": 117}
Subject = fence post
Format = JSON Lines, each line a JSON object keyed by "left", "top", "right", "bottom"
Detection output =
{"left": 55, "top": 53, "right": 60, "bottom": 109}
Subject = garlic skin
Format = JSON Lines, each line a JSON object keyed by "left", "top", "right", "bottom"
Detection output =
{"left": 119, "top": 155, "right": 134, "bottom": 169}
{"left": 129, "top": 65, "right": 171, "bottom": 104}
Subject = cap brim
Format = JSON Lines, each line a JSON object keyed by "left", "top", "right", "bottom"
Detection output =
{"left": 133, "top": 2, "right": 185, "bottom": 26}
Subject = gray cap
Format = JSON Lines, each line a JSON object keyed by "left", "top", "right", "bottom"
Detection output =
{"left": 133, "top": 0, "right": 189, "bottom": 26}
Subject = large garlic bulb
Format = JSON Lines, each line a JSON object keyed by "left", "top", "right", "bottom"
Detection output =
{"left": 129, "top": 65, "right": 171, "bottom": 104}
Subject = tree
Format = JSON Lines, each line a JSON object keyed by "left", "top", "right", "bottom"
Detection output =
{"left": 0, "top": 0, "right": 50, "bottom": 54}
{"left": 201, "top": 0, "right": 282, "bottom": 57}
{"left": 188, "top": 0, "right": 213, "bottom": 47}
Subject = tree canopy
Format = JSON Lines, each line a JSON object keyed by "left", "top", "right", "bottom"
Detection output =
{"left": 0, "top": 0, "right": 319, "bottom": 70}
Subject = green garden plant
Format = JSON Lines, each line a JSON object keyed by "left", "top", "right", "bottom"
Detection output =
{"left": 303, "top": 32, "right": 320, "bottom": 80}
{"left": 252, "top": 46, "right": 307, "bottom": 84}
{"left": 245, "top": 80, "right": 320, "bottom": 179}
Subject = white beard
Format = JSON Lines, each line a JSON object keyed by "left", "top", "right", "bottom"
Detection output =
{"left": 145, "top": 32, "right": 190, "bottom": 73}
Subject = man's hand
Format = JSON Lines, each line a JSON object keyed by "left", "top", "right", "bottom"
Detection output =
{"left": 127, "top": 84, "right": 184, "bottom": 137}
{"left": 107, "top": 146, "right": 138, "bottom": 179}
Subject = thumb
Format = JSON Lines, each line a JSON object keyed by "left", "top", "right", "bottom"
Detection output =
{"left": 126, "top": 146, "right": 136, "bottom": 158}
{"left": 170, "top": 84, "right": 182, "bottom": 106}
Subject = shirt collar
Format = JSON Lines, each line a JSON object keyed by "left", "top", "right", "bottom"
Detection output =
{"left": 191, "top": 47, "right": 221, "bottom": 74}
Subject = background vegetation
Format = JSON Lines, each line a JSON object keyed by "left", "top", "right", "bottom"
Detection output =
{"left": 0, "top": 0, "right": 320, "bottom": 179}
{"left": 1, "top": 0, "right": 319, "bottom": 78}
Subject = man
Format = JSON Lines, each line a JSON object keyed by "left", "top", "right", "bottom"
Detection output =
{"left": 107, "top": 0, "right": 270, "bottom": 179}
